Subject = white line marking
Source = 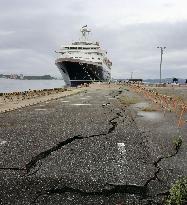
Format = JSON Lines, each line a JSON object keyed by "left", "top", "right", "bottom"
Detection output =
{"left": 61, "top": 101, "right": 69, "bottom": 103}
{"left": 117, "top": 143, "right": 127, "bottom": 164}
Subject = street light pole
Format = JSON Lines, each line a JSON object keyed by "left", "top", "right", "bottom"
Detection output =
{"left": 131, "top": 72, "right": 133, "bottom": 79}
{"left": 157, "top": 46, "right": 166, "bottom": 83}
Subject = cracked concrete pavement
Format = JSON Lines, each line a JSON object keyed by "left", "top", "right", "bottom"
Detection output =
{"left": 0, "top": 86, "right": 185, "bottom": 204}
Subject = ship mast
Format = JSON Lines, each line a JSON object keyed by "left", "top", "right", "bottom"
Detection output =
{"left": 80, "top": 25, "right": 91, "bottom": 41}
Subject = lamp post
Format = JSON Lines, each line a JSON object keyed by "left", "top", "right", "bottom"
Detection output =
{"left": 131, "top": 72, "right": 133, "bottom": 79}
{"left": 157, "top": 46, "right": 166, "bottom": 83}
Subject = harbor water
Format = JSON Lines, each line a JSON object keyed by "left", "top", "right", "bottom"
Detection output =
{"left": 0, "top": 78, "right": 65, "bottom": 93}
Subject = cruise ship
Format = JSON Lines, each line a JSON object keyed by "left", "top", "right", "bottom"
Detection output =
{"left": 55, "top": 26, "right": 112, "bottom": 86}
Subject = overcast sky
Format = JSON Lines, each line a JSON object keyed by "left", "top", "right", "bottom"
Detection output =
{"left": 0, "top": 0, "right": 187, "bottom": 79}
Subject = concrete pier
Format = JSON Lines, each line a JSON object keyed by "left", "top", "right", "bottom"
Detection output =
{"left": 0, "top": 88, "right": 85, "bottom": 113}
{"left": 0, "top": 84, "right": 186, "bottom": 204}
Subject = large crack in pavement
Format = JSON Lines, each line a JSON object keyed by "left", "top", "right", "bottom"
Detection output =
{"left": 26, "top": 109, "right": 123, "bottom": 174}
{"left": 2, "top": 88, "right": 153, "bottom": 203}
{"left": 0, "top": 167, "right": 26, "bottom": 171}
{"left": 28, "top": 98, "right": 150, "bottom": 202}
{"left": 32, "top": 184, "right": 147, "bottom": 204}
{"left": 30, "top": 121, "right": 153, "bottom": 202}
{"left": 26, "top": 135, "right": 84, "bottom": 173}
{"left": 110, "top": 89, "right": 184, "bottom": 204}
{"left": 25, "top": 133, "right": 110, "bottom": 174}
{"left": 144, "top": 137, "right": 182, "bottom": 188}
{"left": 29, "top": 106, "right": 146, "bottom": 203}
{"left": 120, "top": 96, "right": 183, "bottom": 199}
{"left": 108, "top": 112, "right": 123, "bottom": 134}
{"left": 0, "top": 91, "right": 124, "bottom": 174}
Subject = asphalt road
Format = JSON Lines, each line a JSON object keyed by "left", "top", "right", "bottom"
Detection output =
{"left": 0, "top": 87, "right": 161, "bottom": 204}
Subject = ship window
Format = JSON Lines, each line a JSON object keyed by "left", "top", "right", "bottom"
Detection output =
{"left": 92, "top": 57, "right": 94, "bottom": 59}
{"left": 98, "top": 58, "right": 100, "bottom": 60}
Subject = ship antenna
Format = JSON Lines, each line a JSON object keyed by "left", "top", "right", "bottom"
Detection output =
{"left": 80, "top": 25, "right": 91, "bottom": 41}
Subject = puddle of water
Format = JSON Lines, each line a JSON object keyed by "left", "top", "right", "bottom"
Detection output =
{"left": 132, "top": 102, "right": 149, "bottom": 109}
{"left": 71, "top": 104, "right": 92, "bottom": 106}
{"left": 138, "top": 111, "right": 163, "bottom": 121}
{"left": 61, "top": 101, "right": 69, "bottom": 103}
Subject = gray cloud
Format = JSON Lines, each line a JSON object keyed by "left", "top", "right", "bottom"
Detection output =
{"left": 0, "top": 0, "right": 187, "bottom": 79}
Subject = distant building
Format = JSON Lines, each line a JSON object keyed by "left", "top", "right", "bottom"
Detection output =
{"left": 172, "top": 78, "right": 178, "bottom": 84}
{"left": 128, "top": 79, "right": 143, "bottom": 83}
{"left": 20, "top": 74, "right": 24, "bottom": 80}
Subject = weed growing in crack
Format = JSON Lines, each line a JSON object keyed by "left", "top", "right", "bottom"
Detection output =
{"left": 166, "top": 177, "right": 187, "bottom": 205}
{"left": 119, "top": 95, "right": 140, "bottom": 106}
{"left": 173, "top": 136, "right": 183, "bottom": 152}
{"left": 141, "top": 106, "right": 158, "bottom": 112}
